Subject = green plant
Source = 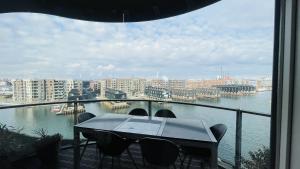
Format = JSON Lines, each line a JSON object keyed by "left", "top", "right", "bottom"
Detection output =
{"left": 33, "top": 128, "right": 48, "bottom": 138}
{"left": 242, "top": 146, "right": 270, "bottom": 169}
{"left": 0, "top": 123, "right": 23, "bottom": 156}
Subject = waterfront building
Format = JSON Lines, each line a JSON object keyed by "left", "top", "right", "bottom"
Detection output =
{"left": 256, "top": 78, "right": 272, "bottom": 92}
{"left": 89, "top": 81, "right": 99, "bottom": 91}
{"left": 146, "top": 79, "right": 168, "bottom": 88}
{"left": 168, "top": 80, "right": 186, "bottom": 89}
{"left": 129, "top": 78, "right": 146, "bottom": 97}
{"left": 0, "top": 80, "right": 13, "bottom": 97}
{"left": 144, "top": 86, "right": 171, "bottom": 100}
{"left": 171, "top": 88, "right": 197, "bottom": 102}
{"left": 105, "top": 88, "right": 127, "bottom": 100}
{"left": 215, "top": 84, "right": 256, "bottom": 96}
{"left": 12, "top": 80, "right": 46, "bottom": 103}
{"left": 73, "top": 80, "right": 83, "bottom": 95}
{"left": 99, "top": 78, "right": 146, "bottom": 97}
{"left": 45, "top": 80, "right": 66, "bottom": 101}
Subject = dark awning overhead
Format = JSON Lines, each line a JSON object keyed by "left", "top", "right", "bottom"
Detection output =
{"left": 0, "top": 0, "right": 220, "bottom": 22}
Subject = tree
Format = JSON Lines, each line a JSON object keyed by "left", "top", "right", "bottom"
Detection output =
{"left": 242, "top": 146, "right": 270, "bottom": 169}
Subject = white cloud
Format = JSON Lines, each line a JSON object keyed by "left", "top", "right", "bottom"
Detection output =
{"left": 0, "top": 0, "right": 275, "bottom": 79}
{"left": 97, "top": 64, "right": 116, "bottom": 71}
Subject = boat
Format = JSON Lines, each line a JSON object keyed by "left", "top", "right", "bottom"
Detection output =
{"left": 51, "top": 105, "right": 61, "bottom": 113}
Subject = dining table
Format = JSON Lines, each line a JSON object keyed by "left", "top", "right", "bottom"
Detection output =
{"left": 73, "top": 113, "right": 218, "bottom": 169}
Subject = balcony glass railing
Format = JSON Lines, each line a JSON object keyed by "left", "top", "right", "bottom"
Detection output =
{"left": 0, "top": 99, "right": 271, "bottom": 168}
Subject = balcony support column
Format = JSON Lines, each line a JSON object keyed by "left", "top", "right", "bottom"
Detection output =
{"left": 148, "top": 100, "right": 152, "bottom": 117}
{"left": 74, "top": 101, "right": 78, "bottom": 125}
{"left": 235, "top": 110, "right": 242, "bottom": 169}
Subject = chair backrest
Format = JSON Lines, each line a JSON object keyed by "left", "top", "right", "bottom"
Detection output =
{"left": 95, "top": 131, "right": 129, "bottom": 156}
{"left": 210, "top": 124, "right": 227, "bottom": 144}
{"left": 77, "top": 112, "right": 96, "bottom": 139}
{"left": 77, "top": 112, "right": 96, "bottom": 123}
{"left": 128, "top": 108, "right": 148, "bottom": 116}
{"left": 139, "top": 137, "right": 179, "bottom": 167}
{"left": 155, "top": 109, "right": 176, "bottom": 118}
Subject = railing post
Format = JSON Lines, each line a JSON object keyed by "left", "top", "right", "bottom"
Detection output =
{"left": 148, "top": 100, "right": 152, "bottom": 117}
{"left": 74, "top": 101, "right": 78, "bottom": 125}
{"left": 235, "top": 109, "right": 242, "bottom": 169}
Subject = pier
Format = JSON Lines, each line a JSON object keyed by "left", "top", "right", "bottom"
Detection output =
{"left": 101, "top": 101, "right": 129, "bottom": 110}
{"left": 56, "top": 104, "right": 86, "bottom": 115}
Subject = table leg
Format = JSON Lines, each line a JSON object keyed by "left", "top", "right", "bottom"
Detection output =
{"left": 74, "top": 127, "right": 80, "bottom": 169}
{"left": 210, "top": 145, "right": 218, "bottom": 169}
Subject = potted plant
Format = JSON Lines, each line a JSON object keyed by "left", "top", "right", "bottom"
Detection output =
{"left": 0, "top": 123, "right": 26, "bottom": 169}
{"left": 34, "top": 129, "right": 62, "bottom": 169}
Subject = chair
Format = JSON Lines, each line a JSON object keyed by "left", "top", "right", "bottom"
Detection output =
{"left": 129, "top": 108, "right": 148, "bottom": 116}
{"left": 182, "top": 124, "right": 227, "bottom": 169}
{"left": 155, "top": 109, "right": 176, "bottom": 118}
{"left": 95, "top": 131, "right": 138, "bottom": 169}
{"left": 77, "top": 112, "right": 96, "bottom": 160}
{"left": 139, "top": 137, "right": 179, "bottom": 169}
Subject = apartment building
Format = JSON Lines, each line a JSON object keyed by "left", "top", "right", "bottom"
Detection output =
{"left": 45, "top": 80, "right": 66, "bottom": 101}
{"left": 168, "top": 80, "right": 186, "bottom": 89}
{"left": 100, "top": 78, "right": 146, "bottom": 97}
{"left": 12, "top": 80, "right": 45, "bottom": 103}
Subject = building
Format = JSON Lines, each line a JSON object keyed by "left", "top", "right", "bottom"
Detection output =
{"left": 99, "top": 78, "right": 146, "bottom": 97}
{"left": 105, "top": 88, "right": 127, "bottom": 100}
{"left": 144, "top": 86, "right": 171, "bottom": 100}
{"left": 168, "top": 80, "right": 186, "bottom": 89}
{"left": 12, "top": 80, "right": 46, "bottom": 103}
{"left": 45, "top": 80, "right": 66, "bottom": 101}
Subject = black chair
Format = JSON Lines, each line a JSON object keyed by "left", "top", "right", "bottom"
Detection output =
{"left": 182, "top": 124, "right": 227, "bottom": 169}
{"left": 155, "top": 109, "right": 176, "bottom": 118}
{"left": 95, "top": 131, "right": 138, "bottom": 169}
{"left": 129, "top": 108, "right": 148, "bottom": 116}
{"left": 77, "top": 112, "right": 96, "bottom": 160}
{"left": 140, "top": 137, "right": 179, "bottom": 169}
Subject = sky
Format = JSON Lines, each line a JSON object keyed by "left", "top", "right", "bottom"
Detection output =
{"left": 0, "top": 0, "right": 275, "bottom": 80}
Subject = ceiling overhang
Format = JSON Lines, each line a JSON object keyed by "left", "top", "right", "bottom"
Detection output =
{"left": 0, "top": 0, "right": 220, "bottom": 22}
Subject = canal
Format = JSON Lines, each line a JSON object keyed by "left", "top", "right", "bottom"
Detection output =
{"left": 0, "top": 91, "right": 271, "bottom": 164}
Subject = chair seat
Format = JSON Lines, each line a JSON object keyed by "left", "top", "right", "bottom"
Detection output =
{"left": 182, "top": 146, "right": 211, "bottom": 158}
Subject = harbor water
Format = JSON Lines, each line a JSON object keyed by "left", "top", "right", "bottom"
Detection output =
{"left": 0, "top": 91, "right": 271, "bottom": 164}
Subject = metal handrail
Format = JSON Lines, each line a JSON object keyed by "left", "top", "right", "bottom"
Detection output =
{"left": 1, "top": 99, "right": 270, "bottom": 117}
{"left": 0, "top": 99, "right": 271, "bottom": 169}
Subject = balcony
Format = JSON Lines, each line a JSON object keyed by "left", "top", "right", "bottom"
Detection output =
{"left": 0, "top": 99, "right": 271, "bottom": 169}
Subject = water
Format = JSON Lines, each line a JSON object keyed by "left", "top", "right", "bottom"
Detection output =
{"left": 0, "top": 91, "right": 271, "bottom": 164}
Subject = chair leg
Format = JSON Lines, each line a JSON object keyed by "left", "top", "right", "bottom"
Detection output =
{"left": 98, "top": 155, "right": 105, "bottom": 169}
{"left": 180, "top": 153, "right": 186, "bottom": 169}
{"left": 142, "top": 157, "right": 146, "bottom": 167}
{"left": 126, "top": 148, "right": 139, "bottom": 169}
{"left": 80, "top": 140, "right": 89, "bottom": 161}
{"left": 111, "top": 157, "right": 114, "bottom": 169}
{"left": 187, "top": 156, "right": 192, "bottom": 169}
{"left": 117, "top": 156, "right": 121, "bottom": 168}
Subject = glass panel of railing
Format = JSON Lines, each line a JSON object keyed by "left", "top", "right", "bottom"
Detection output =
{"left": 84, "top": 100, "right": 149, "bottom": 116}
{"left": 241, "top": 113, "right": 271, "bottom": 169}
{"left": 0, "top": 104, "right": 74, "bottom": 145}
{"left": 154, "top": 102, "right": 236, "bottom": 166}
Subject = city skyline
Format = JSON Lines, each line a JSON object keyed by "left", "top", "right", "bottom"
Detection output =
{"left": 0, "top": 0, "right": 274, "bottom": 79}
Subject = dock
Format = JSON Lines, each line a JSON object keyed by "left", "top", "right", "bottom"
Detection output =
{"left": 101, "top": 101, "right": 129, "bottom": 110}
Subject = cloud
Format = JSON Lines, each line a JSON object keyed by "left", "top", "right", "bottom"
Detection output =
{"left": 0, "top": 0, "right": 275, "bottom": 79}
{"left": 97, "top": 64, "right": 116, "bottom": 71}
